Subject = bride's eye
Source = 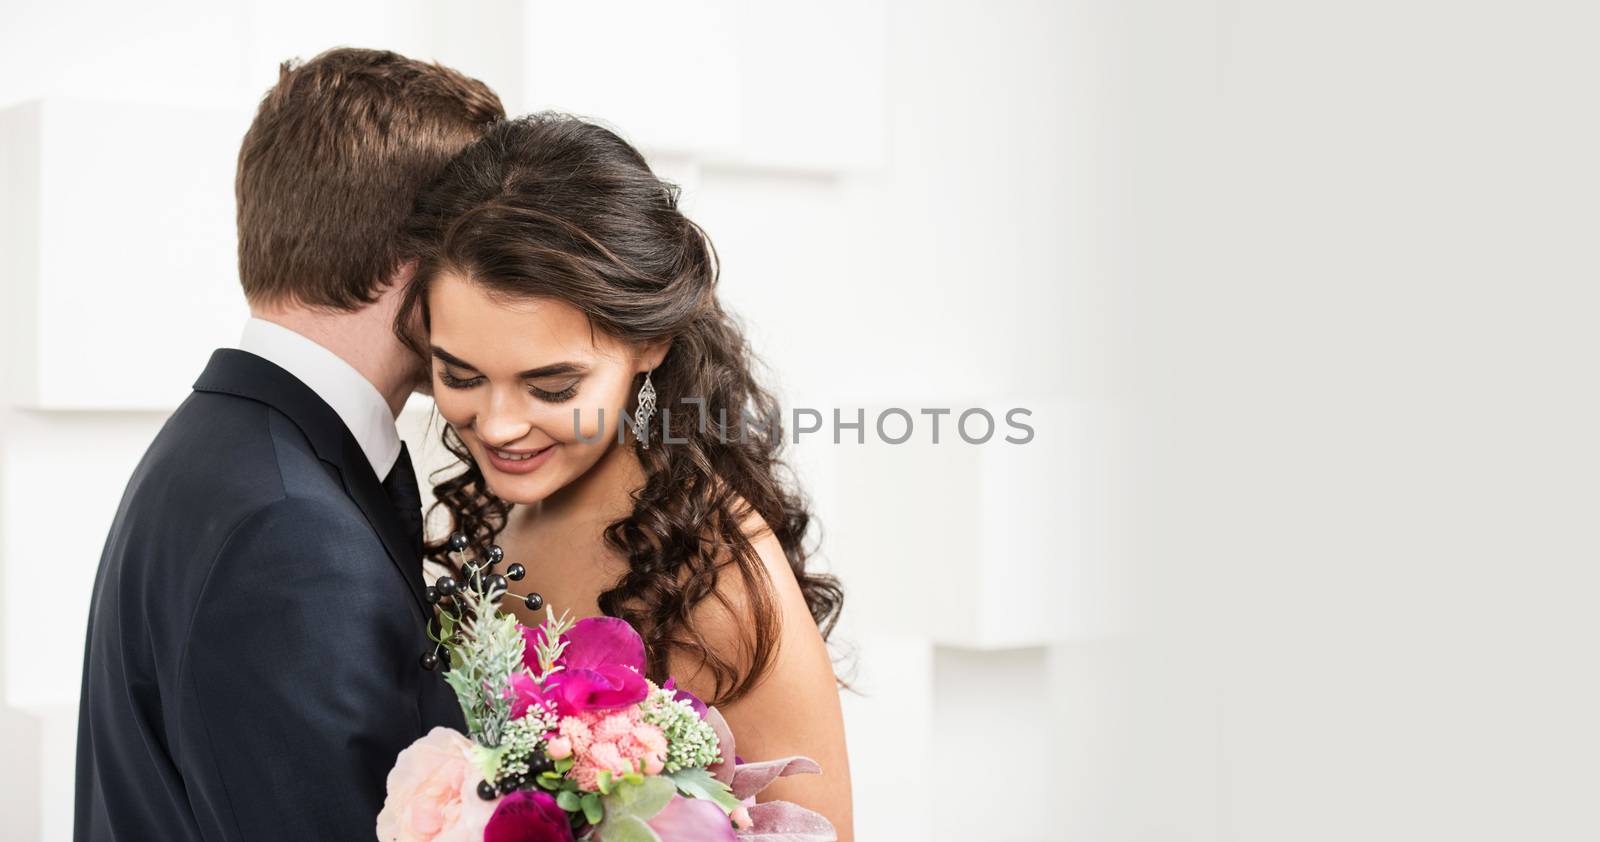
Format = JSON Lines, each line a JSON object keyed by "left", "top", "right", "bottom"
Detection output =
{"left": 438, "top": 368, "right": 482, "bottom": 389}
{"left": 528, "top": 381, "right": 579, "bottom": 403}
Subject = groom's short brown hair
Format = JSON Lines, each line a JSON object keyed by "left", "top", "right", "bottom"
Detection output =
{"left": 236, "top": 47, "right": 503, "bottom": 311}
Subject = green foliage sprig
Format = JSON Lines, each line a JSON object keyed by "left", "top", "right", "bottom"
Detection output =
{"left": 530, "top": 606, "right": 576, "bottom": 683}
{"left": 440, "top": 583, "right": 526, "bottom": 747}
{"left": 640, "top": 686, "right": 722, "bottom": 773}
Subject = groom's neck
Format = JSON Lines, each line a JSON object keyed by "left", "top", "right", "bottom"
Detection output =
{"left": 249, "top": 287, "right": 421, "bottom": 418}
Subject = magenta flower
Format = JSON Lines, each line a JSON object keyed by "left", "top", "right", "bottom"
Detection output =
{"left": 521, "top": 617, "right": 647, "bottom": 674}
{"left": 546, "top": 666, "right": 649, "bottom": 715}
{"left": 519, "top": 622, "right": 557, "bottom": 671}
{"left": 519, "top": 617, "right": 651, "bottom": 717}
{"left": 560, "top": 617, "right": 647, "bottom": 672}
{"left": 508, "top": 672, "right": 553, "bottom": 720}
{"left": 484, "top": 790, "right": 574, "bottom": 842}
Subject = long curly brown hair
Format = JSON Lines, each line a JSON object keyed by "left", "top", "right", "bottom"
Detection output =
{"left": 398, "top": 113, "right": 844, "bottom": 706}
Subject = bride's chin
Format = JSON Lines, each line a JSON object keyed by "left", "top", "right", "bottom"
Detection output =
{"left": 482, "top": 476, "right": 548, "bottom": 507}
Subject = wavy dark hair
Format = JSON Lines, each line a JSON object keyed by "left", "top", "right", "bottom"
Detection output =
{"left": 398, "top": 113, "right": 844, "bottom": 706}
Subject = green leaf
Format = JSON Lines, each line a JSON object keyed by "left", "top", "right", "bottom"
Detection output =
{"left": 471, "top": 743, "right": 508, "bottom": 783}
{"left": 598, "top": 815, "right": 660, "bottom": 842}
{"left": 581, "top": 792, "right": 605, "bottom": 825}
{"left": 602, "top": 775, "right": 676, "bottom": 821}
{"left": 597, "top": 770, "right": 613, "bottom": 795}
{"left": 556, "top": 790, "right": 583, "bottom": 812}
{"left": 667, "top": 767, "right": 742, "bottom": 812}
{"left": 554, "top": 756, "right": 575, "bottom": 774}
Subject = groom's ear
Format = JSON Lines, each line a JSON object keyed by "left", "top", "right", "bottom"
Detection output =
{"left": 388, "top": 258, "right": 419, "bottom": 290}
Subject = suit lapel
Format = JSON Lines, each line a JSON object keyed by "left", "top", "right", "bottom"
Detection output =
{"left": 193, "top": 349, "right": 430, "bottom": 618}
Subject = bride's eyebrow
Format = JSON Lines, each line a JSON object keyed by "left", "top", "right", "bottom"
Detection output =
{"left": 430, "top": 346, "right": 586, "bottom": 379}
{"left": 516, "top": 362, "right": 587, "bottom": 379}
{"left": 430, "top": 346, "right": 480, "bottom": 371}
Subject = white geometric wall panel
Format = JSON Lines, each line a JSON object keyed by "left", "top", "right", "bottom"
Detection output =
{"left": 828, "top": 399, "right": 1108, "bottom": 649}
{"left": 0, "top": 99, "right": 251, "bottom": 410}
{"left": 0, "top": 3, "right": 1084, "bottom": 840}
{"left": 522, "top": 0, "right": 887, "bottom": 173}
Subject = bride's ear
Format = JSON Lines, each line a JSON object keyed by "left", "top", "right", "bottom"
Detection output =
{"left": 639, "top": 338, "right": 672, "bottom": 373}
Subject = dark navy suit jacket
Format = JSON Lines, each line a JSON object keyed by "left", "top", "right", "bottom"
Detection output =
{"left": 74, "top": 349, "right": 463, "bottom": 841}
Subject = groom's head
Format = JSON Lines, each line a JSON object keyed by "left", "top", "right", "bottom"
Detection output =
{"left": 236, "top": 47, "right": 503, "bottom": 312}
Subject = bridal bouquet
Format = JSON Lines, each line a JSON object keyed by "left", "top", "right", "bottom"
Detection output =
{"left": 377, "top": 538, "right": 835, "bottom": 842}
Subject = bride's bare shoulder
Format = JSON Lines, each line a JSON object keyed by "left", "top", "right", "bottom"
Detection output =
{"left": 665, "top": 497, "right": 815, "bottom": 690}
{"left": 717, "top": 498, "right": 806, "bottom": 615}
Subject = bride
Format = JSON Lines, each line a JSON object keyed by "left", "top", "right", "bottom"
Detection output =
{"left": 398, "top": 113, "right": 853, "bottom": 836}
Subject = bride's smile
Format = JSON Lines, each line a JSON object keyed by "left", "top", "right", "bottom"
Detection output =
{"left": 483, "top": 442, "right": 555, "bottom": 472}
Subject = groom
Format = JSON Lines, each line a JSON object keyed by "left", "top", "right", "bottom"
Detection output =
{"left": 74, "top": 49, "right": 503, "bottom": 840}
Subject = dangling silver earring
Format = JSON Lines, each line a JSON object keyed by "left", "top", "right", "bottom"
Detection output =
{"left": 633, "top": 370, "right": 657, "bottom": 449}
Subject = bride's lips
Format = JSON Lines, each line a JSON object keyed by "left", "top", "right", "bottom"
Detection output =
{"left": 481, "top": 442, "right": 558, "bottom": 475}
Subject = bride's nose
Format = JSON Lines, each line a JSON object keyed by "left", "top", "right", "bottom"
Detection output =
{"left": 474, "top": 389, "right": 534, "bottom": 447}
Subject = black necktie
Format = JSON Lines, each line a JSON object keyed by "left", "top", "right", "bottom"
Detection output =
{"left": 382, "top": 442, "right": 425, "bottom": 551}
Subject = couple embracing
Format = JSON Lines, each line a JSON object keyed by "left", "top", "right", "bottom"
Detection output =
{"left": 74, "top": 48, "right": 849, "bottom": 841}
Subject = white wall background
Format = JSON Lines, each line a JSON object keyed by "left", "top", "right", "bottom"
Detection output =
{"left": 0, "top": 2, "right": 1101, "bottom": 840}
{"left": 4, "top": 1, "right": 1599, "bottom": 841}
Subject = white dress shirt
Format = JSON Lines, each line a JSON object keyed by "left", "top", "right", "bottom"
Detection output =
{"left": 238, "top": 318, "right": 403, "bottom": 479}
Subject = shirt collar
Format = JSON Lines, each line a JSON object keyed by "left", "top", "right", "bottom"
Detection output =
{"left": 238, "top": 318, "right": 402, "bottom": 479}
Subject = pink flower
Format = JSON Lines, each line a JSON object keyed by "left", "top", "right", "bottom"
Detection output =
{"left": 586, "top": 743, "right": 628, "bottom": 777}
{"left": 557, "top": 716, "right": 593, "bottom": 754}
{"left": 704, "top": 707, "right": 738, "bottom": 786}
{"left": 545, "top": 736, "right": 572, "bottom": 760}
{"left": 629, "top": 722, "right": 668, "bottom": 765}
{"left": 558, "top": 708, "right": 669, "bottom": 792}
{"left": 646, "top": 795, "right": 737, "bottom": 841}
{"left": 593, "top": 712, "right": 637, "bottom": 743}
{"left": 376, "top": 727, "right": 498, "bottom": 842}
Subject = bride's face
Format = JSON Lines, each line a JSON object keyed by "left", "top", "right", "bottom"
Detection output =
{"left": 425, "top": 271, "right": 659, "bottom": 505}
